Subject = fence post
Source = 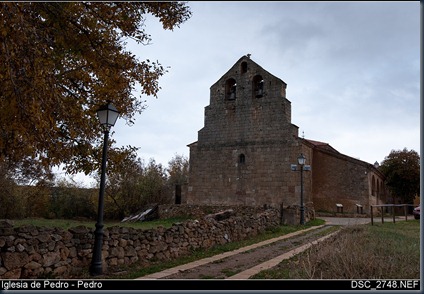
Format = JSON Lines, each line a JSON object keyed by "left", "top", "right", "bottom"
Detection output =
{"left": 371, "top": 206, "right": 374, "bottom": 226}
{"left": 381, "top": 206, "right": 384, "bottom": 224}
{"left": 404, "top": 205, "right": 408, "bottom": 221}
{"left": 392, "top": 205, "right": 395, "bottom": 223}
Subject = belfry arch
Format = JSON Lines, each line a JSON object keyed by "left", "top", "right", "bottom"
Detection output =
{"left": 252, "top": 75, "right": 264, "bottom": 98}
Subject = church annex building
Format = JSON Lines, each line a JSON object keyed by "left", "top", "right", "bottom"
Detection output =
{"left": 185, "top": 56, "right": 387, "bottom": 215}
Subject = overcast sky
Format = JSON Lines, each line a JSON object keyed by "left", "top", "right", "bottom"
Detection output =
{"left": 71, "top": 1, "right": 420, "bottom": 185}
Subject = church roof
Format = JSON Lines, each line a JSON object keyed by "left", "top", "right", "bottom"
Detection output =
{"left": 303, "top": 139, "right": 340, "bottom": 154}
{"left": 302, "top": 138, "right": 385, "bottom": 178}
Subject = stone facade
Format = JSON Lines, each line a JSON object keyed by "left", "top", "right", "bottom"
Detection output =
{"left": 187, "top": 55, "right": 312, "bottom": 209}
{"left": 0, "top": 208, "right": 280, "bottom": 279}
{"left": 186, "top": 56, "right": 387, "bottom": 215}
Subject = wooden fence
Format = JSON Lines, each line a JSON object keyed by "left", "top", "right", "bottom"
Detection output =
{"left": 370, "top": 204, "right": 415, "bottom": 225}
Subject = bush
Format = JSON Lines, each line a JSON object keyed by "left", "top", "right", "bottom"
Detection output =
{"left": 48, "top": 180, "right": 97, "bottom": 219}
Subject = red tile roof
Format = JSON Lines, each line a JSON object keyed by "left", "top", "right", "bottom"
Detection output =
{"left": 303, "top": 139, "right": 340, "bottom": 154}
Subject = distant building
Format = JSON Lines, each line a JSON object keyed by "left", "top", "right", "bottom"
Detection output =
{"left": 185, "top": 56, "right": 387, "bottom": 216}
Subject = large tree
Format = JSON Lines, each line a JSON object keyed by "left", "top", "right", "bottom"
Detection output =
{"left": 0, "top": 2, "right": 191, "bottom": 178}
{"left": 379, "top": 148, "right": 420, "bottom": 204}
{"left": 167, "top": 154, "right": 189, "bottom": 186}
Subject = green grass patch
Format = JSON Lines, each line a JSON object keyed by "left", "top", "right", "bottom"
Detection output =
{"left": 12, "top": 217, "right": 190, "bottom": 230}
{"left": 253, "top": 220, "right": 420, "bottom": 279}
{"left": 221, "top": 268, "right": 242, "bottom": 277}
{"left": 104, "top": 219, "right": 325, "bottom": 279}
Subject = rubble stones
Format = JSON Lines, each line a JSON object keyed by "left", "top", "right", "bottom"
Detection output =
{"left": 0, "top": 206, "right": 279, "bottom": 279}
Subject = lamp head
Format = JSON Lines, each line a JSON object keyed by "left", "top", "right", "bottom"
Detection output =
{"left": 96, "top": 102, "right": 119, "bottom": 129}
{"left": 297, "top": 153, "right": 306, "bottom": 166}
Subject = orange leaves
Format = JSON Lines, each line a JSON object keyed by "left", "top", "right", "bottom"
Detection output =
{"left": 0, "top": 2, "right": 191, "bottom": 177}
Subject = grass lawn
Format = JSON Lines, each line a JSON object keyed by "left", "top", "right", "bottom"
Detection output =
{"left": 11, "top": 217, "right": 191, "bottom": 230}
{"left": 252, "top": 219, "right": 420, "bottom": 279}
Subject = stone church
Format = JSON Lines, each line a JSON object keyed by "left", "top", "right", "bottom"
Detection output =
{"left": 185, "top": 55, "right": 387, "bottom": 215}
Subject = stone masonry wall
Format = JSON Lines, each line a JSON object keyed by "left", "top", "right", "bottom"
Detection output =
{"left": 311, "top": 149, "right": 386, "bottom": 214}
{"left": 187, "top": 56, "right": 313, "bottom": 209}
{"left": 187, "top": 143, "right": 313, "bottom": 208}
{"left": 198, "top": 56, "right": 294, "bottom": 145}
{"left": 0, "top": 208, "right": 280, "bottom": 279}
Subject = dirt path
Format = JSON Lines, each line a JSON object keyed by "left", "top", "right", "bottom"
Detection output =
{"left": 159, "top": 225, "right": 337, "bottom": 279}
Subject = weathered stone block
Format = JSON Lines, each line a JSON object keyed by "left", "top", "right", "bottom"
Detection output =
{"left": 2, "top": 267, "right": 21, "bottom": 279}
{"left": 43, "top": 252, "right": 60, "bottom": 267}
{"left": 36, "top": 233, "right": 51, "bottom": 243}
{"left": 2, "top": 252, "right": 29, "bottom": 270}
{"left": 108, "top": 257, "right": 118, "bottom": 266}
{"left": 111, "top": 247, "right": 124, "bottom": 259}
{"left": 59, "top": 247, "right": 70, "bottom": 260}
{"left": 119, "top": 239, "right": 127, "bottom": 247}
{"left": 0, "top": 267, "right": 7, "bottom": 275}
{"left": 24, "top": 261, "right": 42, "bottom": 270}
{"left": 0, "top": 220, "right": 14, "bottom": 228}
{"left": 16, "top": 244, "right": 25, "bottom": 252}
{"left": 30, "top": 252, "right": 42, "bottom": 262}
{"left": 53, "top": 265, "right": 68, "bottom": 277}
{"left": 125, "top": 246, "right": 136, "bottom": 257}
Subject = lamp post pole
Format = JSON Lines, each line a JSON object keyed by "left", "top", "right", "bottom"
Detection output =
{"left": 90, "top": 102, "right": 119, "bottom": 276}
{"left": 291, "top": 154, "right": 309, "bottom": 225}
{"left": 297, "top": 153, "right": 306, "bottom": 225}
{"left": 299, "top": 161, "right": 305, "bottom": 225}
{"left": 89, "top": 127, "right": 109, "bottom": 276}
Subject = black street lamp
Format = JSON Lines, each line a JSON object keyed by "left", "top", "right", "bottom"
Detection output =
{"left": 297, "top": 154, "right": 306, "bottom": 225}
{"left": 90, "top": 102, "right": 119, "bottom": 276}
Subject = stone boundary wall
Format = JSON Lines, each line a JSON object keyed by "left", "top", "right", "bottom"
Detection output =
{"left": 0, "top": 208, "right": 280, "bottom": 279}
{"left": 158, "top": 204, "right": 270, "bottom": 219}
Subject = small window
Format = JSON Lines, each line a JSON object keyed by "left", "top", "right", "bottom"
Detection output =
{"left": 225, "top": 78, "right": 237, "bottom": 100}
{"left": 241, "top": 62, "right": 247, "bottom": 74}
{"left": 239, "top": 154, "right": 246, "bottom": 164}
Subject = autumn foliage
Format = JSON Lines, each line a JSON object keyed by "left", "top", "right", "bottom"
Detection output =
{"left": 0, "top": 2, "right": 191, "bottom": 178}
{"left": 0, "top": 154, "right": 189, "bottom": 220}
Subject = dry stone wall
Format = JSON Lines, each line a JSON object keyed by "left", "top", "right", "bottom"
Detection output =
{"left": 0, "top": 208, "right": 280, "bottom": 279}
{"left": 158, "top": 204, "right": 270, "bottom": 219}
